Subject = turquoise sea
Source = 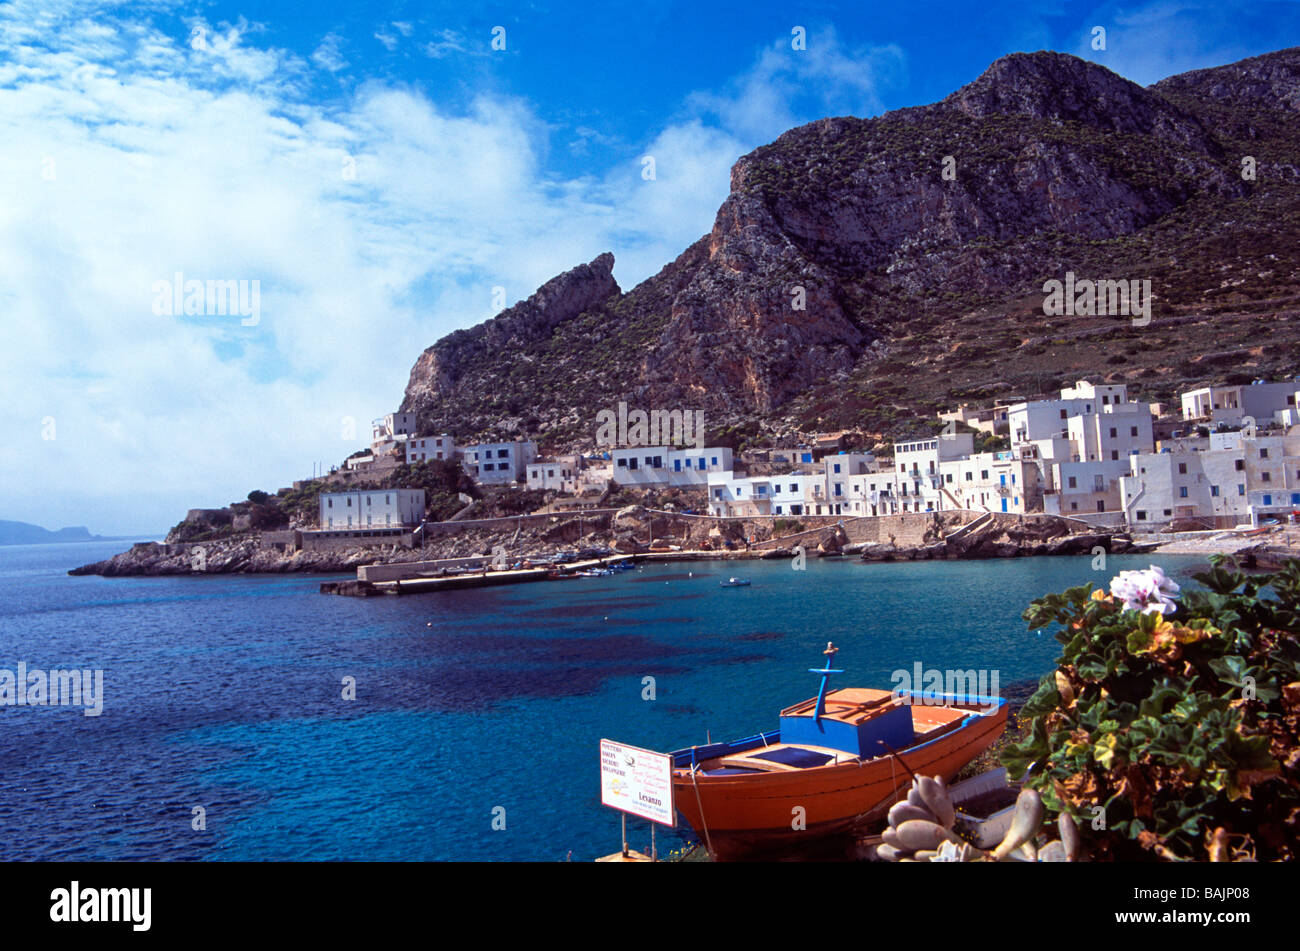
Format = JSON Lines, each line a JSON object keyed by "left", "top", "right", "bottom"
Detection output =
{"left": 0, "top": 541, "right": 1209, "bottom": 861}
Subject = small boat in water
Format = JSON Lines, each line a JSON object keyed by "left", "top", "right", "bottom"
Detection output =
{"left": 719, "top": 577, "right": 751, "bottom": 587}
{"left": 669, "top": 643, "right": 1007, "bottom": 860}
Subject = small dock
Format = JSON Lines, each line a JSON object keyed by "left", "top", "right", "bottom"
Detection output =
{"left": 320, "top": 554, "right": 636, "bottom": 597}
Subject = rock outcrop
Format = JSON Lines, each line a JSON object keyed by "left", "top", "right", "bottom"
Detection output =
{"left": 397, "top": 48, "right": 1300, "bottom": 442}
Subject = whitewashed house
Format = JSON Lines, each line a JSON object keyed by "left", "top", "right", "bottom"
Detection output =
{"left": 1119, "top": 428, "right": 1300, "bottom": 528}
{"left": 405, "top": 434, "right": 455, "bottom": 464}
{"left": 940, "top": 451, "right": 1042, "bottom": 514}
{"left": 611, "top": 446, "right": 733, "bottom": 487}
{"left": 371, "top": 412, "right": 418, "bottom": 448}
{"left": 319, "top": 489, "right": 426, "bottom": 530}
{"left": 1181, "top": 380, "right": 1298, "bottom": 427}
{"left": 463, "top": 441, "right": 538, "bottom": 485}
{"left": 526, "top": 454, "right": 581, "bottom": 493}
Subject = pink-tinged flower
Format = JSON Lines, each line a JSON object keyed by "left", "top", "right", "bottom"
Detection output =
{"left": 1109, "top": 565, "right": 1180, "bottom": 615}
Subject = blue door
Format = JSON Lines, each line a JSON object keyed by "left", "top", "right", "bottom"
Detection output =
{"left": 1001, "top": 499, "right": 1008, "bottom": 512}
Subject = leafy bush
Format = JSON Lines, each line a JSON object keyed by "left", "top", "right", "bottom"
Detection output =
{"left": 1003, "top": 559, "right": 1300, "bottom": 861}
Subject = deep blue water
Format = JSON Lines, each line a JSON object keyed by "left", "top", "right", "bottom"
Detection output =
{"left": 0, "top": 541, "right": 1208, "bottom": 861}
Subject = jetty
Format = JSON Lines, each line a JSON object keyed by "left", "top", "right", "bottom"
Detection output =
{"left": 320, "top": 554, "right": 636, "bottom": 597}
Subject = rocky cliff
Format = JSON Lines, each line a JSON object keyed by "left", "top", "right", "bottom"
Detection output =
{"left": 402, "top": 48, "right": 1300, "bottom": 445}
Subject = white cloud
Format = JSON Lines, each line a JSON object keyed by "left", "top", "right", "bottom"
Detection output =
{"left": 1074, "top": 0, "right": 1267, "bottom": 86}
{"left": 311, "top": 32, "right": 348, "bottom": 73}
{"left": 0, "top": 5, "right": 904, "bottom": 534}
{"left": 686, "top": 28, "right": 907, "bottom": 142}
{"left": 422, "top": 29, "right": 468, "bottom": 59}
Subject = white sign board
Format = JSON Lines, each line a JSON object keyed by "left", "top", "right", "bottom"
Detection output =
{"left": 599, "top": 739, "right": 676, "bottom": 827}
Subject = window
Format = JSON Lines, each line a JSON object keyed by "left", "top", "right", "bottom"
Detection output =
{"left": 1262, "top": 472, "right": 1271, "bottom": 482}
{"left": 1059, "top": 409, "right": 1068, "bottom": 419}
{"left": 617, "top": 458, "right": 627, "bottom": 468}
{"left": 789, "top": 483, "right": 797, "bottom": 493}
{"left": 1068, "top": 476, "right": 1078, "bottom": 489}
{"left": 711, "top": 457, "right": 718, "bottom": 466}
{"left": 1211, "top": 485, "right": 1220, "bottom": 497}
{"left": 980, "top": 470, "right": 988, "bottom": 480}
{"left": 1130, "top": 426, "right": 1138, "bottom": 437}
{"left": 1238, "top": 484, "right": 1245, "bottom": 496}
{"left": 497, "top": 449, "right": 508, "bottom": 459}
{"left": 1179, "top": 487, "right": 1188, "bottom": 498}
{"left": 1263, "top": 494, "right": 1273, "bottom": 506}
{"left": 1260, "top": 448, "right": 1269, "bottom": 458}
{"left": 1136, "top": 510, "right": 1147, "bottom": 520}
{"left": 833, "top": 463, "right": 841, "bottom": 473}
{"left": 1096, "top": 501, "right": 1105, "bottom": 512}
{"left": 965, "top": 472, "right": 973, "bottom": 481}
{"left": 1178, "top": 463, "right": 1187, "bottom": 474}
{"left": 1235, "top": 459, "right": 1245, "bottom": 471}
{"left": 1109, "top": 427, "right": 1117, "bottom": 438}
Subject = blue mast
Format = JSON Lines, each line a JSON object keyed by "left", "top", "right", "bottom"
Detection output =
{"left": 809, "top": 642, "right": 843, "bottom": 726}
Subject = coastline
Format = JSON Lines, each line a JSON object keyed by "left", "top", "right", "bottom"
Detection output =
{"left": 69, "top": 508, "right": 1153, "bottom": 579}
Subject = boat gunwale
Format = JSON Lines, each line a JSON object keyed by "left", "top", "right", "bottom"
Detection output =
{"left": 671, "top": 694, "right": 1007, "bottom": 784}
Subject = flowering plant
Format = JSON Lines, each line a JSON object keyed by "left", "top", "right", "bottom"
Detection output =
{"left": 1108, "top": 565, "right": 1180, "bottom": 615}
{"left": 1003, "top": 558, "right": 1300, "bottom": 861}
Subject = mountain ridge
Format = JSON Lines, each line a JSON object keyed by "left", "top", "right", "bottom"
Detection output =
{"left": 399, "top": 47, "right": 1300, "bottom": 449}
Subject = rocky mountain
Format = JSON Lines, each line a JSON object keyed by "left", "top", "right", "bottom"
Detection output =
{"left": 400, "top": 48, "right": 1300, "bottom": 448}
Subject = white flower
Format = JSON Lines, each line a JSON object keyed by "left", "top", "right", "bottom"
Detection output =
{"left": 1109, "top": 565, "right": 1180, "bottom": 615}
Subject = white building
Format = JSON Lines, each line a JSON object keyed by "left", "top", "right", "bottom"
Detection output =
{"left": 405, "top": 434, "right": 455, "bottom": 465}
{"left": 940, "top": 451, "right": 1041, "bottom": 514}
{"left": 611, "top": 446, "right": 734, "bottom": 487}
{"left": 1006, "top": 381, "right": 1155, "bottom": 521}
{"left": 319, "top": 488, "right": 426, "bottom": 530}
{"left": 1119, "top": 428, "right": 1300, "bottom": 529}
{"left": 372, "top": 412, "right": 418, "bottom": 447}
{"left": 706, "top": 453, "right": 881, "bottom": 517}
{"left": 526, "top": 454, "right": 581, "bottom": 493}
{"left": 463, "top": 441, "right": 538, "bottom": 485}
{"left": 707, "top": 472, "right": 831, "bottom": 517}
{"left": 1181, "top": 380, "right": 1299, "bottom": 427}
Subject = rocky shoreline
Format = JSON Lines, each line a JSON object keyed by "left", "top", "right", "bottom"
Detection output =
{"left": 68, "top": 508, "right": 1154, "bottom": 577}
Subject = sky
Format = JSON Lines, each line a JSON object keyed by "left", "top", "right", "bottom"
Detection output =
{"left": 3, "top": 0, "right": 1299, "bottom": 536}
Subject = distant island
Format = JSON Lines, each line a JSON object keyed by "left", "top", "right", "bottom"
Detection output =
{"left": 0, "top": 520, "right": 105, "bottom": 546}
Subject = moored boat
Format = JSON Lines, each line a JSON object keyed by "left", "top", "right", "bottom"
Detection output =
{"left": 719, "top": 577, "right": 751, "bottom": 587}
{"left": 669, "top": 643, "right": 1007, "bottom": 860}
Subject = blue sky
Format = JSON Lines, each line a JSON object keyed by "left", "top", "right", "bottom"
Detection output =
{"left": 2, "top": 0, "right": 1298, "bottom": 534}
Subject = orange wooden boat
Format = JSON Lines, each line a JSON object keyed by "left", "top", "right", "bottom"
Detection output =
{"left": 669, "top": 643, "right": 1008, "bottom": 860}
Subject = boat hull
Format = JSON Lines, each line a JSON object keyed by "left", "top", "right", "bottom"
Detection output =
{"left": 672, "top": 701, "right": 1007, "bottom": 860}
